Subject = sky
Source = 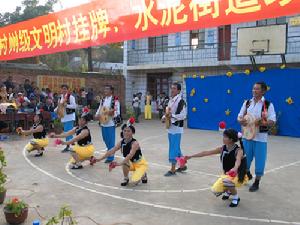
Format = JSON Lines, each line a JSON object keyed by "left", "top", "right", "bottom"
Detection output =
{"left": 0, "top": 0, "right": 91, "bottom": 14}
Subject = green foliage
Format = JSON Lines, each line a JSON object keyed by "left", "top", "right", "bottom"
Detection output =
{"left": 0, "top": 148, "right": 7, "bottom": 192}
{"left": 46, "top": 205, "right": 77, "bottom": 225}
{"left": 0, "top": 0, "right": 58, "bottom": 26}
{"left": 4, "top": 198, "right": 28, "bottom": 217}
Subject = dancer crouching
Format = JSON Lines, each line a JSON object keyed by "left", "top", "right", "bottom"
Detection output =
{"left": 185, "top": 129, "right": 248, "bottom": 207}
{"left": 95, "top": 118, "right": 148, "bottom": 186}
{"left": 49, "top": 108, "right": 94, "bottom": 169}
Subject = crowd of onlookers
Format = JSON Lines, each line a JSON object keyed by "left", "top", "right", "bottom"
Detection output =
{"left": 0, "top": 76, "right": 99, "bottom": 114}
{"left": 0, "top": 76, "right": 100, "bottom": 133}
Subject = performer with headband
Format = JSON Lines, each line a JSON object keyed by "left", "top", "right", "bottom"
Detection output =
{"left": 162, "top": 83, "right": 187, "bottom": 176}
{"left": 185, "top": 129, "right": 248, "bottom": 207}
{"left": 20, "top": 111, "right": 49, "bottom": 157}
{"left": 49, "top": 107, "right": 95, "bottom": 169}
{"left": 95, "top": 117, "right": 148, "bottom": 186}
{"left": 55, "top": 84, "right": 77, "bottom": 153}
{"left": 238, "top": 81, "right": 276, "bottom": 192}
{"left": 95, "top": 85, "right": 120, "bottom": 163}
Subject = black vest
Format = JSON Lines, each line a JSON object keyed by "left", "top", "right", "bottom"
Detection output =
{"left": 121, "top": 138, "right": 142, "bottom": 162}
{"left": 76, "top": 126, "right": 92, "bottom": 146}
{"left": 173, "top": 99, "right": 186, "bottom": 127}
{"left": 33, "top": 123, "right": 46, "bottom": 139}
{"left": 220, "top": 144, "right": 240, "bottom": 173}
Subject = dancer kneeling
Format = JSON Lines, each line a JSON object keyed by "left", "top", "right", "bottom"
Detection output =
{"left": 185, "top": 129, "right": 248, "bottom": 207}
{"left": 21, "top": 112, "right": 49, "bottom": 157}
{"left": 50, "top": 108, "right": 94, "bottom": 169}
{"left": 95, "top": 118, "right": 148, "bottom": 186}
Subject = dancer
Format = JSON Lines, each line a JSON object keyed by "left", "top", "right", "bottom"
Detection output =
{"left": 50, "top": 108, "right": 94, "bottom": 169}
{"left": 20, "top": 112, "right": 49, "bottom": 157}
{"left": 55, "top": 84, "right": 77, "bottom": 153}
{"left": 185, "top": 129, "right": 248, "bottom": 207}
{"left": 95, "top": 118, "right": 148, "bottom": 186}
{"left": 237, "top": 81, "right": 276, "bottom": 192}
{"left": 95, "top": 85, "right": 120, "bottom": 163}
{"left": 162, "top": 83, "right": 187, "bottom": 176}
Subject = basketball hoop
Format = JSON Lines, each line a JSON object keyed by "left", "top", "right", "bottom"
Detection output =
{"left": 250, "top": 49, "right": 265, "bottom": 56}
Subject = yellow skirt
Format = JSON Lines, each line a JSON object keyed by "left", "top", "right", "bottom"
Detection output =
{"left": 144, "top": 105, "right": 152, "bottom": 119}
{"left": 70, "top": 144, "right": 95, "bottom": 163}
{"left": 25, "top": 138, "right": 49, "bottom": 152}
{"left": 211, "top": 174, "right": 249, "bottom": 194}
{"left": 128, "top": 157, "right": 148, "bottom": 182}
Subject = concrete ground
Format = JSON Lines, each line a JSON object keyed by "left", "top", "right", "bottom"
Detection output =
{"left": 0, "top": 120, "right": 300, "bottom": 225}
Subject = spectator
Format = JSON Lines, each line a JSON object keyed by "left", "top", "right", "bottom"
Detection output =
{"left": 87, "top": 88, "right": 94, "bottom": 108}
{"left": 46, "top": 88, "right": 53, "bottom": 100}
{"left": 0, "top": 84, "right": 8, "bottom": 103}
{"left": 3, "top": 76, "right": 14, "bottom": 90}
{"left": 132, "top": 93, "right": 141, "bottom": 123}
{"left": 7, "top": 87, "right": 14, "bottom": 101}
{"left": 24, "top": 79, "right": 33, "bottom": 97}
{"left": 43, "top": 97, "right": 55, "bottom": 112}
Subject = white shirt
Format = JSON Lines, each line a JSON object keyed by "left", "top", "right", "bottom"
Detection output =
{"left": 96, "top": 95, "right": 120, "bottom": 127}
{"left": 132, "top": 97, "right": 140, "bottom": 108}
{"left": 166, "top": 94, "right": 187, "bottom": 134}
{"left": 238, "top": 96, "right": 276, "bottom": 142}
{"left": 55, "top": 94, "right": 77, "bottom": 123}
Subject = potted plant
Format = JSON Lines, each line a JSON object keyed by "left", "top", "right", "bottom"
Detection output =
{"left": 53, "top": 118, "right": 63, "bottom": 134}
{"left": 3, "top": 197, "right": 28, "bottom": 225}
{"left": 46, "top": 205, "right": 77, "bottom": 225}
{"left": 0, "top": 147, "right": 7, "bottom": 204}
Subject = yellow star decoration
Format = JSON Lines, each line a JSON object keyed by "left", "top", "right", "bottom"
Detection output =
{"left": 227, "top": 89, "right": 232, "bottom": 94}
{"left": 225, "top": 109, "right": 231, "bottom": 116}
{"left": 200, "top": 75, "right": 205, "bottom": 79}
{"left": 286, "top": 97, "right": 294, "bottom": 105}
{"left": 267, "top": 86, "right": 271, "bottom": 91}
{"left": 280, "top": 64, "right": 286, "bottom": 69}
{"left": 244, "top": 69, "right": 250, "bottom": 75}
{"left": 192, "top": 74, "right": 197, "bottom": 78}
{"left": 204, "top": 98, "right": 209, "bottom": 103}
{"left": 226, "top": 71, "right": 233, "bottom": 77}
{"left": 259, "top": 66, "right": 266, "bottom": 72}
{"left": 182, "top": 74, "right": 186, "bottom": 79}
{"left": 192, "top": 107, "right": 197, "bottom": 112}
{"left": 190, "top": 88, "right": 196, "bottom": 97}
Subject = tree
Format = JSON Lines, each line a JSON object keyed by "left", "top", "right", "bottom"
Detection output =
{"left": 0, "top": 0, "right": 58, "bottom": 26}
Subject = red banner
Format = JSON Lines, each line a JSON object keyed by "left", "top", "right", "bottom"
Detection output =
{"left": 0, "top": 0, "right": 299, "bottom": 61}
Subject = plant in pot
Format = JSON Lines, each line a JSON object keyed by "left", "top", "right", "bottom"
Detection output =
{"left": 46, "top": 205, "right": 77, "bottom": 225}
{"left": 53, "top": 118, "right": 63, "bottom": 134}
{"left": 3, "top": 197, "right": 28, "bottom": 225}
{"left": 0, "top": 147, "right": 7, "bottom": 204}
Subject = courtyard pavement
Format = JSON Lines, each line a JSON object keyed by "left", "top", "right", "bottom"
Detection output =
{"left": 0, "top": 120, "right": 300, "bottom": 225}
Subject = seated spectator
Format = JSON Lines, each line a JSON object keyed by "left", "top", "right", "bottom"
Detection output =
{"left": 43, "top": 97, "right": 55, "bottom": 112}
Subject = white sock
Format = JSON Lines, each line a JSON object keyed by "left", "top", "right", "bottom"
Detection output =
{"left": 224, "top": 191, "right": 231, "bottom": 197}
{"left": 231, "top": 194, "right": 239, "bottom": 204}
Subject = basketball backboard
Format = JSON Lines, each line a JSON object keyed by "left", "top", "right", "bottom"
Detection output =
{"left": 237, "top": 24, "right": 287, "bottom": 56}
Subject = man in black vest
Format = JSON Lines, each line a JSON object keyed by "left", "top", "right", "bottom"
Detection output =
{"left": 162, "top": 83, "right": 187, "bottom": 176}
{"left": 238, "top": 81, "right": 276, "bottom": 192}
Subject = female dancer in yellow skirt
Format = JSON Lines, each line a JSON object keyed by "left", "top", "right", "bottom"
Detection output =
{"left": 50, "top": 108, "right": 94, "bottom": 169}
{"left": 20, "top": 113, "right": 49, "bottom": 157}
{"left": 95, "top": 117, "right": 148, "bottom": 186}
{"left": 185, "top": 129, "right": 248, "bottom": 207}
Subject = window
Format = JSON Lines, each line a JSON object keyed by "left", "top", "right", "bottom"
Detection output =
{"left": 190, "top": 29, "right": 205, "bottom": 49}
{"left": 175, "top": 33, "right": 181, "bottom": 46}
{"left": 148, "top": 35, "right": 168, "bottom": 53}
{"left": 131, "top": 40, "right": 136, "bottom": 50}
{"left": 257, "top": 17, "right": 286, "bottom": 26}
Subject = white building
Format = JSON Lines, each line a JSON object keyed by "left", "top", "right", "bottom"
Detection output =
{"left": 123, "top": 15, "right": 300, "bottom": 108}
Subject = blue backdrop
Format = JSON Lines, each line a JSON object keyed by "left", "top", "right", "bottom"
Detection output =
{"left": 186, "top": 68, "right": 300, "bottom": 137}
